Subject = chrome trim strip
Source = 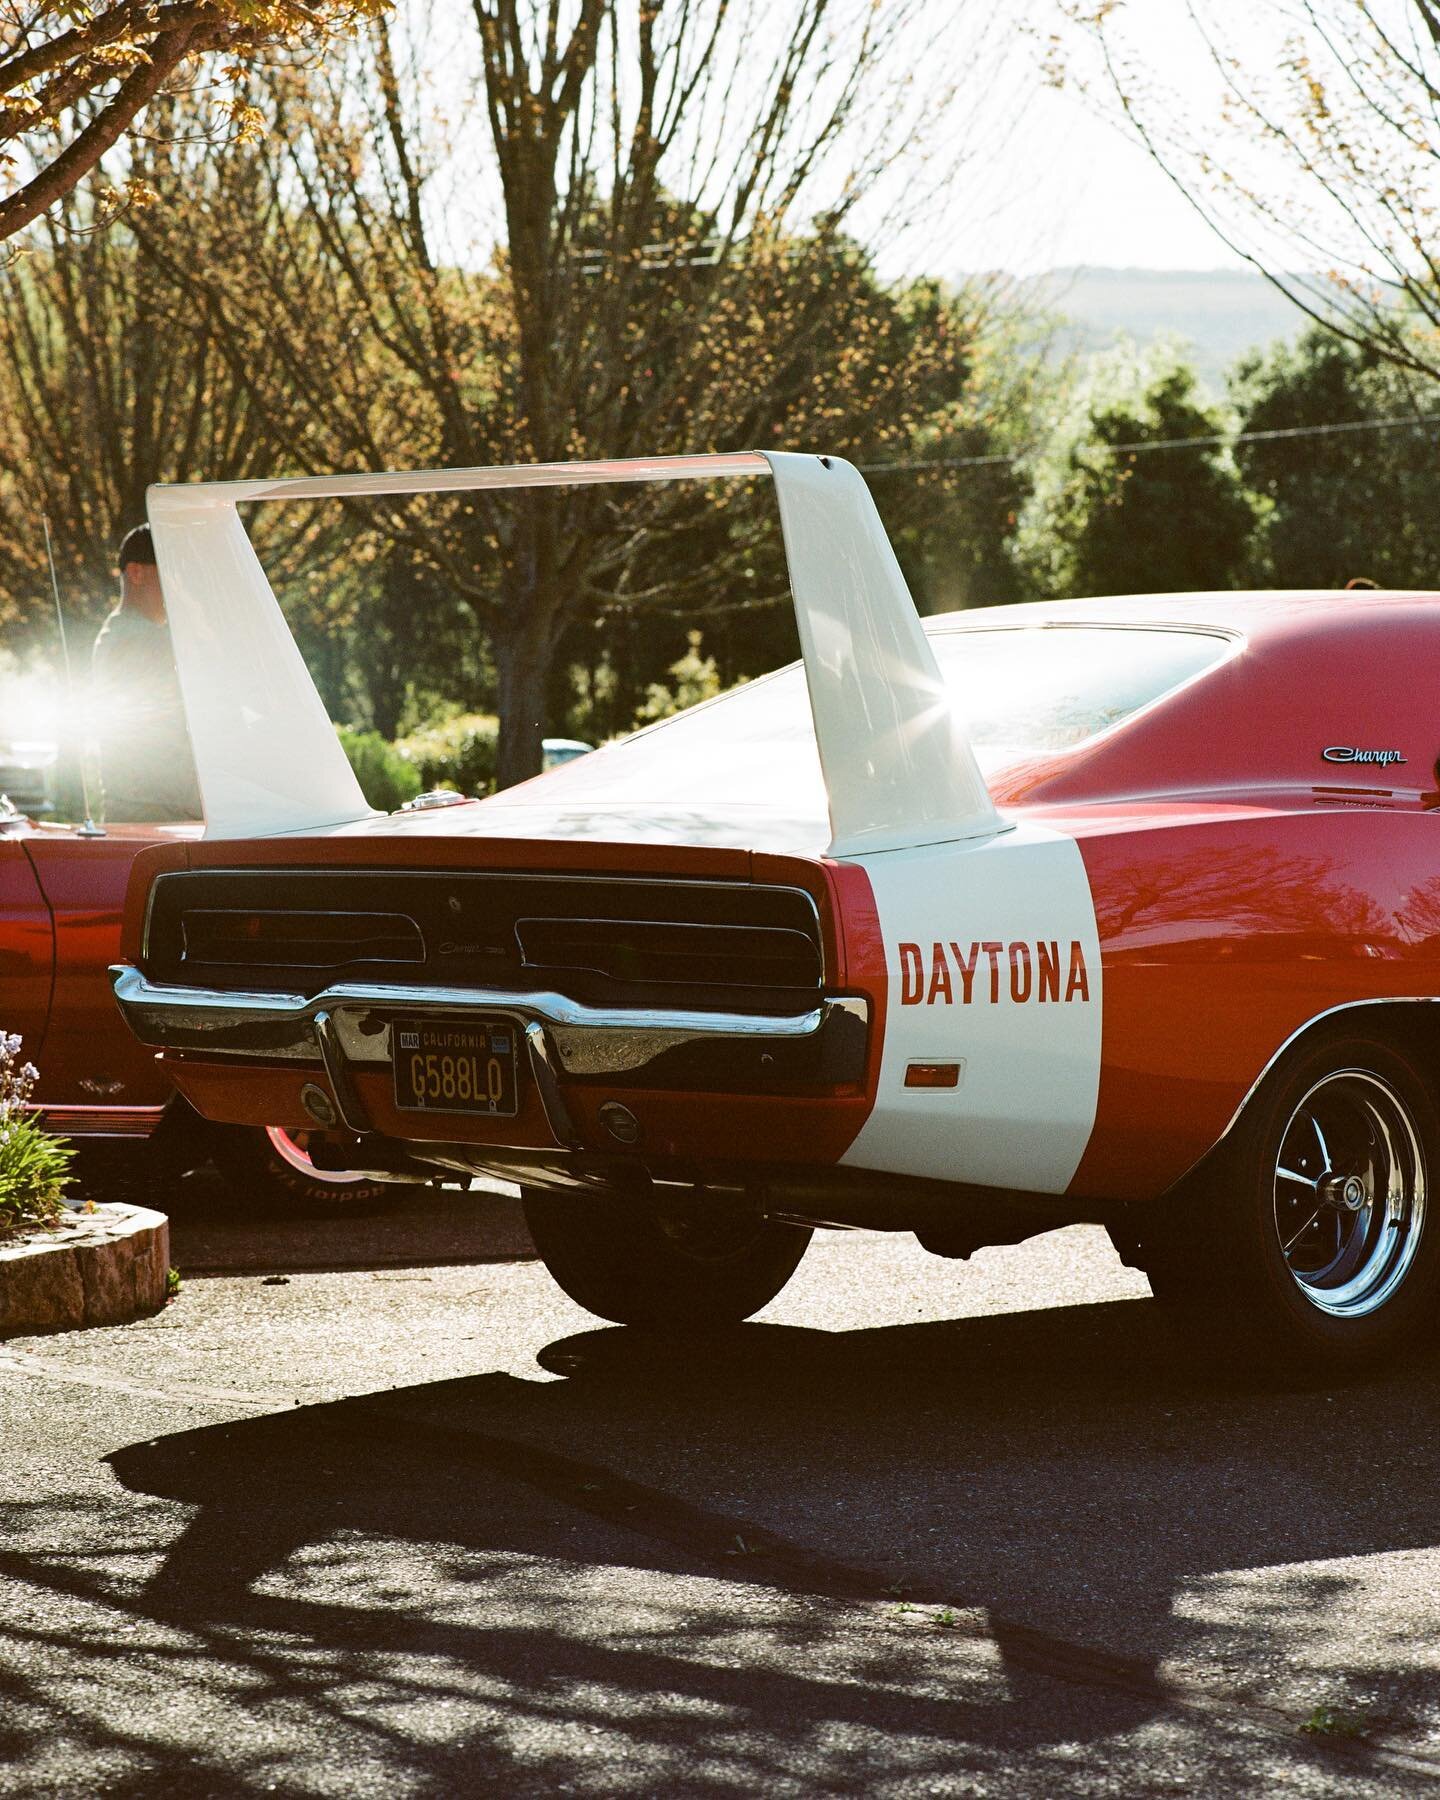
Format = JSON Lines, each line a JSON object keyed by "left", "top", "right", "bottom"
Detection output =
{"left": 109, "top": 965, "right": 867, "bottom": 1079}
{"left": 140, "top": 876, "right": 160, "bottom": 964}
{"left": 149, "top": 868, "right": 823, "bottom": 904}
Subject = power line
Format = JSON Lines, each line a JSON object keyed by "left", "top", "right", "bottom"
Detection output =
{"left": 858, "top": 409, "right": 1440, "bottom": 476}
{"left": 593, "top": 406, "right": 1440, "bottom": 619}
{"left": 587, "top": 406, "right": 1440, "bottom": 617}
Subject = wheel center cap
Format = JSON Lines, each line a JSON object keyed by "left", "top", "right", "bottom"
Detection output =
{"left": 1323, "top": 1174, "right": 1368, "bottom": 1213}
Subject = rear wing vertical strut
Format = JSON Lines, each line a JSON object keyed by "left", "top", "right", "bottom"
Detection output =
{"left": 147, "top": 451, "right": 1001, "bottom": 853}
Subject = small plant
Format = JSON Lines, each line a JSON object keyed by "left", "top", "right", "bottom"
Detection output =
{"left": 165, "top": 1267, "right": 182, "bottom": 1302}
{"left": 1301, "top": 1702, "right": 1366, "bottom": 1740}
{"left": 932, "top": 1607, "right": 960, "bottom": 1630}
{"left": 0, "top": 1033, "right": 72, "bottom": 1234}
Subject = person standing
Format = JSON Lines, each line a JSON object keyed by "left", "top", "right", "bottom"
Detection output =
{"left": 91, "top": 526, "right": 202, "bottom": 822}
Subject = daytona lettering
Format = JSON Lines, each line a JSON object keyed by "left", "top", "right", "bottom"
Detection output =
{"left": 898, "top": 939, "right": 1091, "bottom": 1005}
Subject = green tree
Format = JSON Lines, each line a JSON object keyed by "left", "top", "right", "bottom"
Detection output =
{"left": 0, "top": 188, "right": 351, "bottom": 651}
{"left": 0, "top": 128, "right": 440, "bottom": 739}
{"left": 879, "top": 297, "right": 1046, "bottom": 617}
{"left": 137, "top": 2, "right": 1029, "bottom": 784}
{"left": 549, "top": 268, "right": 1036, "bottom": 740}
{"left": 1022, "top": 358, "right": 1256, "bottom": 599}
{"left": 1232, "top": 329, "right": 1440, "bottom": 590}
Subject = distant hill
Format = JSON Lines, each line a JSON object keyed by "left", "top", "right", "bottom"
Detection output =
{"left": 1026, "top": 266, "right": 1307, "bottom": 388}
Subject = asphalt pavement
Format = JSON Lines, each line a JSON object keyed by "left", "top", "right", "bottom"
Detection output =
{"left": 2, "top": 1173, "right": 1439, "bottom": 1796}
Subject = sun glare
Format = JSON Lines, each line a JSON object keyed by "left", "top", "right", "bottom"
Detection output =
{"left": 0, "top": 668, "right": 125, "bottom": 747}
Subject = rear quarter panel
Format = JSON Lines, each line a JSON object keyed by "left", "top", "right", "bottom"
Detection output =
{"left": 1069, "top": 805, "right": 1440, "bottom": 1201}
{"left": 832, "top": 803, "right": 1440, "bottom": 1209}
{"left": 838, "top": 821, "right": 1103, "bottom": 1194}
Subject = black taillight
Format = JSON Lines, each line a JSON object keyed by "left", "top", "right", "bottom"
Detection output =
{"left": 515, "top": 917, "right": 822, "bottom": 992}
{"left": 180, "top": 909, "right": 423, "bottom": 969}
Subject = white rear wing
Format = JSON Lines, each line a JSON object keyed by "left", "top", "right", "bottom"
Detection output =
{"left": 147, "top": 451, "right": 1001, "bottom": 856}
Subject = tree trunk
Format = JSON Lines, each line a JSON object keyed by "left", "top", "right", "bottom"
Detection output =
{"left": 493, "top": 602, "right": 555, "bottom": 790}
{"left": 369, "top": 674, "right": 401, "bottom": 743}
{"left": 491, "top": 485, "right": 571, "bottom": 789}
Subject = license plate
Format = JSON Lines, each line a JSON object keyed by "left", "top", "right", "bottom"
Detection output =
{"left": 392, "top": 1018, "right": 519, "bottom": 1117}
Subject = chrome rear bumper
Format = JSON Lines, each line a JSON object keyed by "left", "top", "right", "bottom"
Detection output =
{"left": 109, "top": 965, "right": 869, "bottom": 1145}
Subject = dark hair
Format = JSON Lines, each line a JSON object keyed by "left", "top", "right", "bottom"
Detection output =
{"left": 117, "top": 524, "right": 156, "bottom": 570}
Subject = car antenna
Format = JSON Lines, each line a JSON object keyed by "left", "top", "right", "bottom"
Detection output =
{"left": 42, "top": 513, "right": 104, "bottom": 838}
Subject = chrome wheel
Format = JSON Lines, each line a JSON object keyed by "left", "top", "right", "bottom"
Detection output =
{"left": 264, "top": 1125, "right": 370, "bottom": 1188}
{"left": 1272, "top": 1069, "right": 1427, "bottom": 1319}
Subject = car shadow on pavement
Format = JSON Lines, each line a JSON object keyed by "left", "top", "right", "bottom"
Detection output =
{"left": 161, "top": 1170, "right": 534, "bottom": 1275}
{"left": 6, "top": 1296, "right": 1440, "bottom": 1793}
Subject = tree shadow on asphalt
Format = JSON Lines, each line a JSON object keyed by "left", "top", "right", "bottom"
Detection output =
{"left": 4, "top": 1294, "right": 1440, "bottom": 1793}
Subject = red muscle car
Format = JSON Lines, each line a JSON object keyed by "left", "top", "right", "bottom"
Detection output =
{"left": 0, "top": 796, "right": 389, "bottom": 1211}
{"left": 108, "top": 452, "right": 1440, "bottom": 1372}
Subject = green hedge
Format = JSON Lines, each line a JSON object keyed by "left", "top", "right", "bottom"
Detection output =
{"left": 335, "top": 726, "right": 424, "bottom": 813}
{"left": 395, "top": 712, "right": 498, "bottom": 798}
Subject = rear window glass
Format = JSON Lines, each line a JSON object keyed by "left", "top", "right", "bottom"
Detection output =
{"left": 496, "top": 624, "right": 1232, "bottom": 813}
{"left": 937, "top": 625, "right": 1230, "bottom": 762}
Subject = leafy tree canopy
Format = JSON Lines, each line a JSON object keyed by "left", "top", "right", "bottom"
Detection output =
{"left": 1019, "top": 350, "right": 1257, "bottom": 601}
{"left": 127, "top": 1, "right": 1028, "bottom": 779}
{"left": 0, "top": 1, "right": 383, "bottom": 247}
{"left": 1233, "top": 328, "right": 1440, "bottom": 591}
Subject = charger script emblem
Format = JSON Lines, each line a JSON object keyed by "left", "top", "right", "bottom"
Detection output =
{"left": 1322, "top": 746, "right": 1406, "bottom": 766}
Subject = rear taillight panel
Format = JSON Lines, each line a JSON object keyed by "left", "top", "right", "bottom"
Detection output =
{"left": 142, "top": 869, "right": 826, "bottom": 1014}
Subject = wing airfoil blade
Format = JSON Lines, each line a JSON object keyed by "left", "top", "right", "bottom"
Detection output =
{"left": 148, "top": 452, "right": 1001, "bottom": 852}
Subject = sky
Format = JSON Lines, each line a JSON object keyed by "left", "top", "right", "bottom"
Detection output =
{"left": 963, "top": 83, "right": 1251, "bottom": 275}
{"left": 401, "top": 0, "right": 1268, "bottom": 282}
{"left": 391, "top": 0, "right": 1370, "bottom": 283}
{"left": 950, "top": 0, "right": 1292, "bottom": 277}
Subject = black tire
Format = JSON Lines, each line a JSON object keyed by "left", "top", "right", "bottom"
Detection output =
{"left": 210, "top": 1125, "right": 399, "bottom": 1217}
{"left": 1141, "top": 1029, "right": 1440, "bottom": 1376}
{"left": 69, "top": 1142, "right": 156, "bottom": 1207}
{"left": 67, "top": 1100, "right": 207, "bottom": 1205}
{"left": 523, "top": 1189, "right": 812, "bottom": 1328}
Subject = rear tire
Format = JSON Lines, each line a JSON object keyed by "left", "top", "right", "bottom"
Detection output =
{"left": 211, "top": 1126, "right": 399, "bottom": 1217}
{"left": 523, "top": 1189, "right": 811, "bottom": 1328}
{"left": 68, "top": 1100, "right": 205, "bottom": 1205}
{"left": 1142, "top": 1030, "right": 1440, "bottom": 1377}
{"left": 70, "top": 1142, "right": 155, "bottom": 1207}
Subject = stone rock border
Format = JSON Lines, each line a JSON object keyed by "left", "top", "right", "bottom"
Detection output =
{"left": 0, "top": 1202, "right": 170, "bottom": 1338}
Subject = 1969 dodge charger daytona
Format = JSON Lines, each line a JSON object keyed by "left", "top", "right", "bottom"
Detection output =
{"left": 110, "top": 451, "right": 1440, "bottom": 1372}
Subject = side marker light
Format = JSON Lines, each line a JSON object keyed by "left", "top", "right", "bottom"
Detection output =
{"left": 905, "top": 1062, "right": 962, "bottom": 1090}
